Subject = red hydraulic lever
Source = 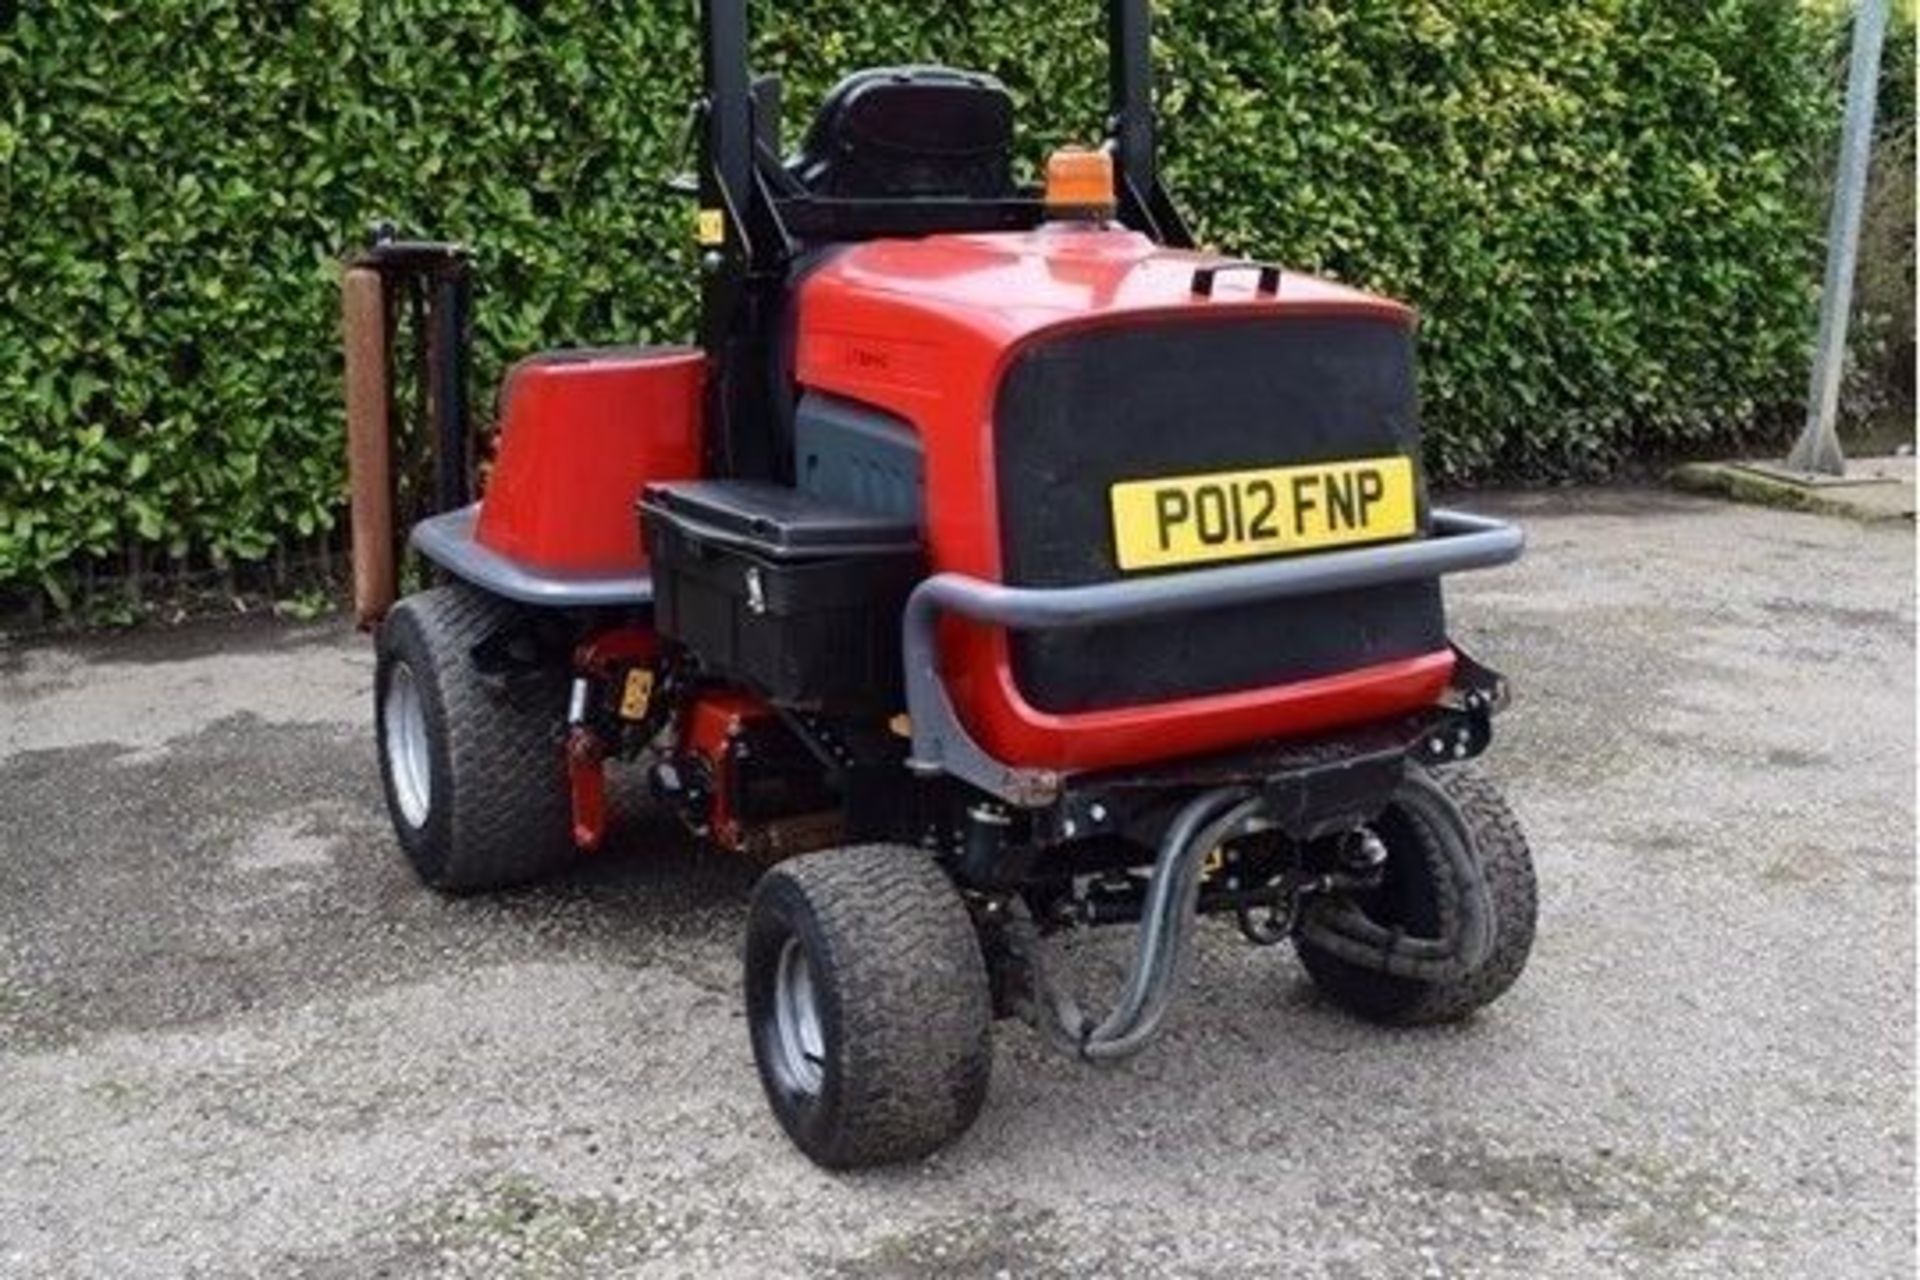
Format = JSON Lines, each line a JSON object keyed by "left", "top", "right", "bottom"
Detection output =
{"left": 567, "top": 724, "right": 608, "bottom": 852}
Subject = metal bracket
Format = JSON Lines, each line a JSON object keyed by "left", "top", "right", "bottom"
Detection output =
{"left": 1444, "top": 642, "right": 1510, "bottom": 716}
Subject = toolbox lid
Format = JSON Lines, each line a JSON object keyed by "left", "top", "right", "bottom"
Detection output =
{"left": 641, "top": 480, "right": 921, "bottom": 560}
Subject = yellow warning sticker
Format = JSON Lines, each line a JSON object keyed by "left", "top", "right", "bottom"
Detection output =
{"left": 696, "top": 208, "right": 726, "bottom": 247}
{"left": 619, "top": 669, "right": 656, "bottom": 721}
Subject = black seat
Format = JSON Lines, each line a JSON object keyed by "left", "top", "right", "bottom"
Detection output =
{"left": 790, "top": 66, "right": 1016, "bottom": 201}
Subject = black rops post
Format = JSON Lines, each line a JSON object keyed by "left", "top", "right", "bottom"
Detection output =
{"left": 1107, "top": 0, "right": 1192, "bottom": 249}
{"left": 693, "top": 0, "right": 1192, "bottom": 484}
{"left": 698, "top": 0, "right": 773, "bottom": 483}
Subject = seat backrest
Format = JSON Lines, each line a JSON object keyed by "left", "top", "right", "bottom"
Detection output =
{"left": 790, "top": 66, "right": 1016, "bottom": 201}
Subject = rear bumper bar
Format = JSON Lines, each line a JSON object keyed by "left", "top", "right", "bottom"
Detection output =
{"left": 902, "top": 509, "right": 1524, "bottom": 805}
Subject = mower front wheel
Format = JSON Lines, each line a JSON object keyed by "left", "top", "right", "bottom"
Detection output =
{"left": 744, "top": 845, "right": 994, "bottom": 1169}
{"left": 375, "top": 585, "right": 574, "bottom": 893}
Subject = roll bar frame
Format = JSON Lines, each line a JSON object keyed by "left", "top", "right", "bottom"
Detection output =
{"left": 694, "top": 1, "right": 1192, "bottom": 482}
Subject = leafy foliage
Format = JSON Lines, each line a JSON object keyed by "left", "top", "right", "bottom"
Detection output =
{"left": 0, "top": 1, "right": 1850, "bottom": 594}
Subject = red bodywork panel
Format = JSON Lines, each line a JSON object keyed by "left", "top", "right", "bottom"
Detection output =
{"left": 681, "top": 689, "right": 776, "bottom": 853}
{"left": 567, "top": 627, "right": 662, "bottom": 852}
{"left": 476, "top": 347, "right": 704, "bottom": 574}
{"left": 795, "top": 227, "right": 1455, "bottom": 772}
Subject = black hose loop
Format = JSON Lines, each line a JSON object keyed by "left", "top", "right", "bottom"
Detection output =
{"left": 1297, "top": 768, "right": 1495, "bottom": 981}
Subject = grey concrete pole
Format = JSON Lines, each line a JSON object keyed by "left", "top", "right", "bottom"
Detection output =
{"left": 1788, "top": 0, "right": 1891, "bottom": 475}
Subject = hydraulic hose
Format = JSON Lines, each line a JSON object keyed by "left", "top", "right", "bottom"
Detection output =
{"left": 1014, "top": 786, "right": 1264, "bottom": 1063}
{"left": 1010, "top": 770, "right": 1495, "bottom": 1062}
{"left": 1294, "top": 769, "right": 1495, "bottom": 981}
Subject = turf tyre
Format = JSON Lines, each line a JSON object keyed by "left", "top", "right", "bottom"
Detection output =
{"left": 374, "top": 585, "right": 573, "bottom": 893}
{"left": 744, "top": 845, "right": 993, "bottom": 1169}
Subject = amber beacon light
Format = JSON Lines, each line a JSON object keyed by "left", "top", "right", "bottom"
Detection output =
{"left": 1044, "top": 146, "right": 1117, "bottom": 220}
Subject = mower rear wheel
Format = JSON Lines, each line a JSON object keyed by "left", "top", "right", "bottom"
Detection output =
{"left": 1294, "top": 766, "right": 1537, "bottom": 1025}
{"left": 375, "top": 585, "right": 574, "bottom": 893}
{"left": 744, "top": 845, "right": 993, "bottom": 1169}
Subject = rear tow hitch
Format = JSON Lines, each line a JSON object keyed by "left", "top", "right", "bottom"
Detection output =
{"left": 1234, "top": 828, "right": 1389, "bottom": 946}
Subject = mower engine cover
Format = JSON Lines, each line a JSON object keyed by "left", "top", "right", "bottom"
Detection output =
{"left": 794, "top": 226, "right": 1453, "bottom": 773}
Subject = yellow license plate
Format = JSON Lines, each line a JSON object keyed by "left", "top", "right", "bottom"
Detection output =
{"left": 1109, "top": 455, "right": 1417, "bottom": 572}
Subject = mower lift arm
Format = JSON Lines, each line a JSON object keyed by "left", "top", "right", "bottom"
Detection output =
{"left": 901, "top": 510, "right": 1526, "bottom": 806}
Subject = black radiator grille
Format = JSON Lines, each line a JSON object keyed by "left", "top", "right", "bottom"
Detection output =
{"left": 993, "top": 316, "right": 1447, "bottom": 714}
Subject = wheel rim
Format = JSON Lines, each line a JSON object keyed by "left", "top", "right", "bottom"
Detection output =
{"left": 770, "top": 936, "right": 826, "bottom": 1097}
{"left": 384, "top": 662, "right": 432, "bottom": 829}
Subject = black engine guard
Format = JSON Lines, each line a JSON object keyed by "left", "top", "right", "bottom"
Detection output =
{"left": 1033, "top": 645, "right": 1507, "bottom": 850}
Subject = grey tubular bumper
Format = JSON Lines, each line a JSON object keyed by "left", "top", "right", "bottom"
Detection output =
{"left": 903, "top": 509, "right": 1525, "bottom": 806}
{"left": 410, "top": 505, "right": 654, "bottom": 609}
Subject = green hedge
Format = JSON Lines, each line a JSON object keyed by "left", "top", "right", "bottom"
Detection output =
{"left": 0, "top": 1, "right": 1855, "bottom": 596}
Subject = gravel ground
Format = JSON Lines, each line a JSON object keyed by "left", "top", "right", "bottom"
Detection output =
{"left": 0, "top": 490, "right": 1912, "bottom": 1278}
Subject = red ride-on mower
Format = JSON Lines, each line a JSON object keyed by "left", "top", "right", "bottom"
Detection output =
{"left": 343, "top": 0, "right": 1535, "bottom": 1169}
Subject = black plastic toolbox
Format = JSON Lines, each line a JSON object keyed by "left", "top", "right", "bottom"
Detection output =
{"left": 639, "top": 480, "right": 924, "bottom": 710}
